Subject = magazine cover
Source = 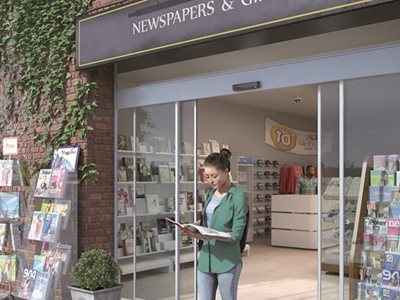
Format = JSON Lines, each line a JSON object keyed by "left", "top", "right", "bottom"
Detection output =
{"left": 379, "top": 202, "right": 390, "bottom": 218}
{"left": 374, "top": 155, "right": 388, "bottom": 170}
{"left": 391, "top": 200, "right": 400, "bottom": 219}
{"left": 360, "top": 267, "right": 382, "bottom": 285}
{"left": 48, "top": 167, "right": 68, "bottom": 199}
{"left": 41, "top": 242, "right": 72, "bottom": 275}
{"left": 18, "top": 268, "right": 37, "bottom": 299}
{"left": 0, "top": 160, "right": 13, "bottom": 187}
{"left": 158, "top": 164, "right": 171, "bottom": 183}
{"left": 373, "top": 234, "right": 387, "bottom": 252}
{"left": 382, "top": 268, "right": 400, "bottom": 288}
{"left": 117, "top": 185, "right": 129, "bottom": 216}
{"left": 0, "top": 192, "right": 19, "bottom": 218}
{"left": 31, "top": 271, "right": 51, "bottom": 300}
{"left": 371, "top": 170, "right": 396, "bottom": 186}
{"left": 169, "top": 162, "right": 176, "bottom": 181}
{"left": 369, "top": 186, "right": 382, "bottom": 203}
{"left": 0, "top": 255, "right": 16, "bottom": 283}
{"left": 383, "top": 186, "right": 395, "bottom": 202}
{"left": 43, "top": 255, "right": 62, "bottom": 289}
{"left": 34, "top": 169, "right": 52, "bottom": 197}
{"left": 0, "top": 224, "right": 6, "bottom": 252}
{"left": 384, "top": 252, "right": 400, "bottom": 270}
{"left": 382, "top": 286, "right": 399, "bottom": 300}
{"left": 146, "top": 194, "right": 160, "bottom": 214}
{"left": 387, "top": 218, "right": 400, "bottom": 235}
{"left": 10, "top": 222, "right": 23, "bottom": 250}
{"left": 388, "top": 154, "right": 399, "bottom": 171}
{"left": 137, "top": 158, "right": 152, "bottom": 182}
{"left": 364, "top": 233, "right": 373, "bottom": 251}
{"left": 387, "top": 236, "right": 399, "bottom": 252}
{"left": 41, "top": 199, "right": 71, "bottom": 230}
{"left": 33, "top": 255, "right": 46, "bottom": 272}
{"left": 51, "top": 145, "right": 80, "bottom": 172}
{"left": 365, "top": 218, "right": 387, "bottom": 235}
{"left": 357, "top": 282, "right": 381, "bottom": 300}
{"left": 367, "top": 203, "right": 378, "bottom": 218}
{"left": 366, "top": 251, "right": 384, "bottom": 269}
{"left": 41, "top": 212, "right": 61, "bottom": 243}
{"left": 28, "top": 212, "right": 45, "bottom": 241}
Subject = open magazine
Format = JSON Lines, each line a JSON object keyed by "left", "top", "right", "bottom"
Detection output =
{"left": 165, "top": 218, "right": 231, "bottom": 241}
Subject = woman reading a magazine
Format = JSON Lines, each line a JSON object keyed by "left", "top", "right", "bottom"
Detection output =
{"left": 185, "top": 149, "right": 248, "bottom": 300}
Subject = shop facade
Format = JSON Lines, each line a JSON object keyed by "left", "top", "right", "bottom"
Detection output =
{"left": 1, "top": 0, "right": 398, "bottom": 299}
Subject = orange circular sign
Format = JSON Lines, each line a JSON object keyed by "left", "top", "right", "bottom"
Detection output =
{"left": 270, "top": 124, "right": 297, "bottom": 152}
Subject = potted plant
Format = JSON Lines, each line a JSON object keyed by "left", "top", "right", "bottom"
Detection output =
{"left": 69, "top": 249, "right": 122, "bottom": 300}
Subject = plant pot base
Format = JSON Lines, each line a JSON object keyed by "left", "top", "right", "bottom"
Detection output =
{"left": 69, "top": 285, "right": 122, "bottom": 300}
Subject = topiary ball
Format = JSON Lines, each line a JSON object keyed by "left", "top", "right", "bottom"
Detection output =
{"left": 72, "top": 249, "right": 119, "bottom": 291}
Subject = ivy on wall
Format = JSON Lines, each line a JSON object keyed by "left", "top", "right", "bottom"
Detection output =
{"left": 0, "top": 0, "right": 98, "bottom": 180}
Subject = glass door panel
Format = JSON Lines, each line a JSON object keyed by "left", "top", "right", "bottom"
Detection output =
{"left": 134, "top": 103, "right": 176, "bottom": 300}
{"left": 320, "top": 82, "right": 340, "bottom": 300}
{"left": 344, "top": 74, "right": 400, "bottom": 300}
{"left": 117, "top": 107, "right": 135, "bottom": 300}
{"left": 179, "top": 100, "right": 197, "bottom": 299}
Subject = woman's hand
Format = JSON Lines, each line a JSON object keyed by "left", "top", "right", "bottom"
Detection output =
{"left": 182, "top": 228, "right": 209, "bottom": 240}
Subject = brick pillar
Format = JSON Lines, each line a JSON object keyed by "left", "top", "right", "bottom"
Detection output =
{"left": 77, "top": 65, "right": 115, "bottom": 254}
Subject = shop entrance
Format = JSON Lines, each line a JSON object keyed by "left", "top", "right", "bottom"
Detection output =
{"left": 115, "top": 43, "right": 400, "bottom": 300}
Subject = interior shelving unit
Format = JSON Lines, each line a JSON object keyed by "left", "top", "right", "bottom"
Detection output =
{"left": 251, "top": 158, "right": 280, "bottom": 237}
{"left": 116, "top": 150, "right": 197, "bottom": 275}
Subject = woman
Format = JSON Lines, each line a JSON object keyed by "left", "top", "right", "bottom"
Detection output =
{"left": 185, "top": 149, "right": 248, "bottom": 300}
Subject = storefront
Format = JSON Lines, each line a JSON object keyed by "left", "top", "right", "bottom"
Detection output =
{"left": 76, "top": 1, "right": 400, "bottom": 299}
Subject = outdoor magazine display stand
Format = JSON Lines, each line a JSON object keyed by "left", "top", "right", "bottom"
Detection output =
{"left": 0, "top": 145, "right": 79, "bottom": 300}
{"left": 349, "top": 155, "right": 400, "bottom": 300}
{"left": 0, "top": 148, "right": 30, "bottom": 299}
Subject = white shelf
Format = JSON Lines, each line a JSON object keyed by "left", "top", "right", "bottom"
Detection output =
{"left": 253, "top": 213, "right": 271, "bottom": 217}
{"left": 117, "top": 151, "right": 195, "bottom": 157}
{"left": 254, "top": 201, "right": 271, "bottom": 206}
{"left": 118, "top": 245, "right": 195, "bottom": 260}
{"left": 117, "top": 150, "right": 135, "bottom": 155}
{"left": 117, "top": 212, "right": 175, "bottom": 219}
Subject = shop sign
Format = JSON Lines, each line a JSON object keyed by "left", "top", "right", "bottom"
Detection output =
{"left": 265, "top": 117, "right": 317, "bottom": 155}
{"left": 2, "top": 137, "right": 18, "bottom": 155}
{"left": 76, "top": 0, "right": 387, "bottom": 68}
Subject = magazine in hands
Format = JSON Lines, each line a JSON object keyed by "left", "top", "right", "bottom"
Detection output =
{"left": 165, "top": 218, "right": 231, "bottom": 241}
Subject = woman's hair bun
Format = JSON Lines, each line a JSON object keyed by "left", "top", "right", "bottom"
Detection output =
{"left": 220, "top": 148, "right": 232, "bottom": 160}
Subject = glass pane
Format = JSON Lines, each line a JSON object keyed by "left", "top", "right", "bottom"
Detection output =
{"left": 320, "top": 82, "right": 340, "bottom": 300}
{"left": 179, "top": 100, "right": 196, "bottom": 299}
{"left": 117, "top": 107, "right": 135, "bottom": 300}
{"left": 344, "top": 74, "right": 400, "bottom": 300}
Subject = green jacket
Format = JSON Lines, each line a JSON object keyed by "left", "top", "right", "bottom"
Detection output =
{"left": 198, "top": 184, "right": 248, "bottom": 273}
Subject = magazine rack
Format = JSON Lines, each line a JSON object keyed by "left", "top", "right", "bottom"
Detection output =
{"left": 0, "top": 158, "right": 28, "bottom": 298}
{"left": 348, "top": 158, "right": 370, "bottom": 299}
{"left": 33, "top": 171, "right": 78, "bottom": 299}
{"left": 16, "top": 145, "right": 78, "bottom": 300}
